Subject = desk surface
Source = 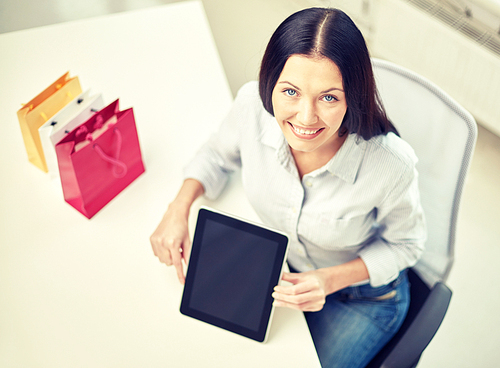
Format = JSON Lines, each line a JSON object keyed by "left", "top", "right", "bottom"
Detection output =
{"left": 0, "top": 1, "right": 320, "bottom": 367}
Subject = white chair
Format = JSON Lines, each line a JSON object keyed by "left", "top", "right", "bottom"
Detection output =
{"left": 366, "top": 58, "right": 477, "bottom": 368}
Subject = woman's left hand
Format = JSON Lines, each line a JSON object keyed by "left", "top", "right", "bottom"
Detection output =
{"left": 272, "top": 270, "right": 330, "bottom": 312}
{"left": 273, "top": 259, "right": 369, "bottom": 312}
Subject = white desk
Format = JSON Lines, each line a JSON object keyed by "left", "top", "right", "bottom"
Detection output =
{"left": 0, "top": 1, "right": 320, "bottom": 367}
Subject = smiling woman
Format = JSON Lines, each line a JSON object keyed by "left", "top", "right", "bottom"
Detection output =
{"left": 271, "top": 55, "right": 348, "bottom": 175}
{"left": 259, "top": 8, "right": 398, "bottom": 141}
{"left": 151, "top": 7, "right": 426, "bottom": 368}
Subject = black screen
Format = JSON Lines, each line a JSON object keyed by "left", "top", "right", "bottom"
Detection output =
{"left": 188, "top": 219, "right": 279, "bottom": 331}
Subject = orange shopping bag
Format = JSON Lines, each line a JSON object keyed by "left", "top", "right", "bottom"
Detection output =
{"left": 17, "top": 72, "right": 82, "bottom": 172}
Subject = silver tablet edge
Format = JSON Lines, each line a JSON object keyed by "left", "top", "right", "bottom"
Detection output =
{"left": 198, "top": 205, "right": 291, "bottom": 344}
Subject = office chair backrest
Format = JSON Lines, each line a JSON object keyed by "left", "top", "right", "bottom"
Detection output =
{"left": 372, "top": 58, "right": 477, "bottom": 287}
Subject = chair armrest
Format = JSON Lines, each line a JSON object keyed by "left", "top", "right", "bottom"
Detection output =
{"left": 381, "top": 282, "right": 452, "bottom": 368}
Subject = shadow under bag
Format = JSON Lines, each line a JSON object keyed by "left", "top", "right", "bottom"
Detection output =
{"left": 55, "top": 99, "right": 145, "bottom": 219}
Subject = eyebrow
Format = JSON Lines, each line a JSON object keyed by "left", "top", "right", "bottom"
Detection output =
{"left": 278, "top": 81, "right": 344, "bottom": 93}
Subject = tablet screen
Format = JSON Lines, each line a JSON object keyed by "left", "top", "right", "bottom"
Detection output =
{"left": 180, "top": 207, "right": 289, "bottom": 342}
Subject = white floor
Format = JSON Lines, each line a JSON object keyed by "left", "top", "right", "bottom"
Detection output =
{"left": 2, "top": 0, "right": 499, "bottom": 367}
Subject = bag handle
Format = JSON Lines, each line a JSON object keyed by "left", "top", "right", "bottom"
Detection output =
{"left": 91, "top": 128, "right": 128, "bottom": 178}
{"left": 37, "top": 90, "right": 74, "bottom": 122}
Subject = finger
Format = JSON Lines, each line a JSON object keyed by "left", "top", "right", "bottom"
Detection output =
{"left": 169, "top": 239, "right": 185, "bottom": 284}
{"left": 181, "top": 238, "right": 192, "bottom": 265}
{"left": 273, "top": 285, "right": 326, "bottom": 310}
{"left": 273, "top": 299, "right": 303, "bottom": 311}
{"left": 275, "top": 277, "right": 319, "bottom": 296}
{"left": 273, "top": 298, "right": 324, "bottom": 312}
{"left": 151, "top": 240, "right": 173, "bottom": 266}
{"left": 281, "top": 272, "right": 302, "bottom": 283}
{"left": 272, "top": 288, "right": 321, "bottom": 306}
{"left": 150, "top": 234, "right": 162, "bottom": 257}
{"left": 280, "top": 272, "right": 314, "bottom": 288}
{"left": 150, "top": 234, "right": 172, "bottom": 264}
{"left": 275, "top": 272, "right": 303, "bottom": 289}
{"left": 160, "top": 247, "right": 173, "bottom": 266}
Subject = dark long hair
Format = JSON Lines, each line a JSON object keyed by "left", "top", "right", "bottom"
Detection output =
{"left": 259, "top": 8, "right": 398, "bottom": 140}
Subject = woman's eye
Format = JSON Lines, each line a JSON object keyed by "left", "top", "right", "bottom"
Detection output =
{"left": 284, "top": 89, "right": 297, "bottom": 97}
{"left": 323, "top": 95, "right": 337, "bottom": 102}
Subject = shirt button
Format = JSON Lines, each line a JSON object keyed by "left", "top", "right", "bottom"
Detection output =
{"left": 291, "top": 207, "right": 298, "bottom": 214}
{"left": 305, "top": 181, "right": 312, "bottom": 187}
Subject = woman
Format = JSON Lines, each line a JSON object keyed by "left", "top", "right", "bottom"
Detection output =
{"left": 151, "top": 7, "right": 425, "bottom": 368}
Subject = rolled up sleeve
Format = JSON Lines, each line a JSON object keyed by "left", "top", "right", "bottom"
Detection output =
{"left": 183, "top": 83, "right": 258, "bottom": 200}
{"left": 358, "top": 163, "right": 426, "bottom": 287}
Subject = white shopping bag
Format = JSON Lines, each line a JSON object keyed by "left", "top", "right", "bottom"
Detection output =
{"left": 39, "top": 90, "right": 105, "bottom": 180}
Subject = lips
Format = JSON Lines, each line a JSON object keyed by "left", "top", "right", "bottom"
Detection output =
{"left": 288, "top": 122, "right": 324, "bottom": 139}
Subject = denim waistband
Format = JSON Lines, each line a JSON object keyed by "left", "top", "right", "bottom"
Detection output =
{"left": 338, "top": 270, "right": 409, "bottom": 300}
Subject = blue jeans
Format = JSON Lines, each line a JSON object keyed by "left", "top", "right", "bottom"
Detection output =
{"left": 305, "top": 271, "right": 410, "bottom": 368}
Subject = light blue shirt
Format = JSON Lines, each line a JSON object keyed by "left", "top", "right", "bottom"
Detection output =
{"left": 184, "top": 81, "right": 426, "bottom": 287}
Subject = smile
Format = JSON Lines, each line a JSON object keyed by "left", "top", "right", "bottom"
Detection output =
{"left": 288, "top": 122, "right": 324, "bottom": 138}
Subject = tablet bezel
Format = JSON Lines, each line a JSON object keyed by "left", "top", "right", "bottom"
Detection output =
{"left": 180, "top": 206, "right": 289, "bottom": 343}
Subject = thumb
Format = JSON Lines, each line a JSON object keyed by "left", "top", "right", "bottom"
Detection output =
{"left": 281, "top": 272, "right": 302, "bottom": 284}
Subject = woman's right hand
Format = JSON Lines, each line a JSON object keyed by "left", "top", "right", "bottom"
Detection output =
{"left": 150, "top": 179, "right": 205, "bottom": 284}
{"left": 150, "top": 201, "right": 191, "bottom": 284}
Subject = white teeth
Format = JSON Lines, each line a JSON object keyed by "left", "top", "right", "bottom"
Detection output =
{"left": 291, "top": 124, "right": 321, "bottom": 135}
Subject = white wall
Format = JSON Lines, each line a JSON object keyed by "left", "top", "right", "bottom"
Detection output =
{"left": 200, "top": 0, "right": 308, "bottom": 95}
{"left": 201, "top": 0, "right": 500, "bottom": 136}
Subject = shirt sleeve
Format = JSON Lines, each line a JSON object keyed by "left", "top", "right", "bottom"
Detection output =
{"left": 183, "top": 83, "right": 254, "bottom": 200}
{"left": 358, "top": 160, "right": 426, "bottom": 287}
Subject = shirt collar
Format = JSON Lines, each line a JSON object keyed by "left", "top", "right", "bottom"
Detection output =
{"left": 259, "top": 113, "right": 295, "bottom": 170}
{"left": 259, "top": 112, "right": 283, "bottom": 149}
{"left": 324, "top": 134, "right": 366, "bottom": 184}
{"left": 259, "top": 114, "right": 366, "bottom": 184}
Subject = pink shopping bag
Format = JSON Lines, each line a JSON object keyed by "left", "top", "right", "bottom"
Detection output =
{"left": 55, "top": 99, "right": 145, "bottom": 219}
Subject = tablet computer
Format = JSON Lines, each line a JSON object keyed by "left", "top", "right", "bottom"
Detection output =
{"left": 180, "top": 206, "right": 289, "bottom": 343}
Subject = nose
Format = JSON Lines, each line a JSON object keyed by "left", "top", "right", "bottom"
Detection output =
{"left": 296, "top": 99, "right": 318, "bottom": 125}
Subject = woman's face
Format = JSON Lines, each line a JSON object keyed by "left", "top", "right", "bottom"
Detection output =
{"left": 271, "top": 54, "right": 347, "bottom": 156}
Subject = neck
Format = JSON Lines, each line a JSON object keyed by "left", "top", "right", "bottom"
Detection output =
{"left": 291, "top": 133, "right": 347, "bottom": 179}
